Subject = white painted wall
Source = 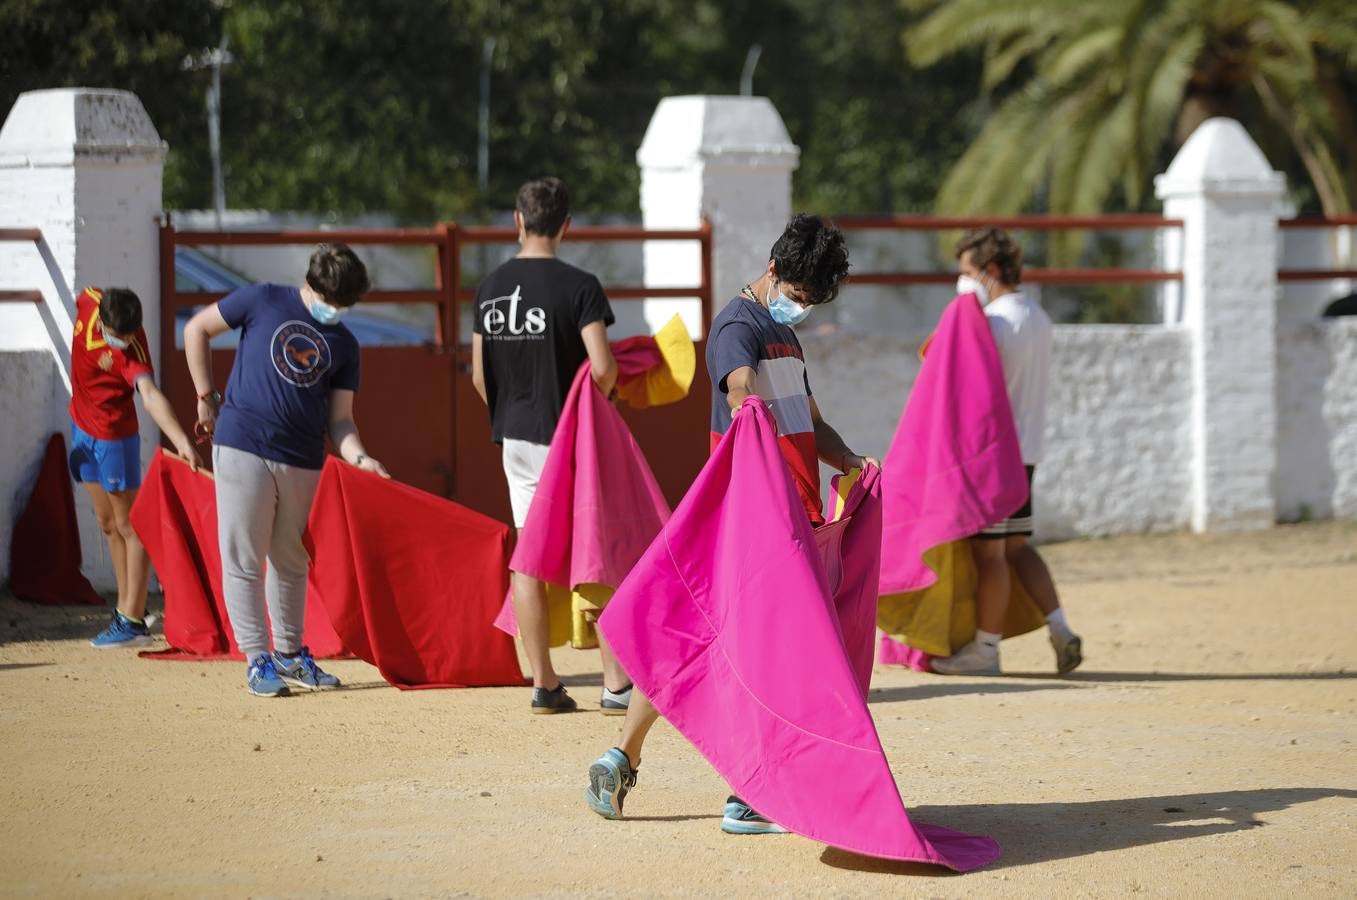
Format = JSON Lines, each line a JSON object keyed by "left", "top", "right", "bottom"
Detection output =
{"left": 803, "top": 325, "right": 1196, "bottom": 541}
{"left": 0, "top": 88, "right": 165, "bottom": 590}
{"left": 1276, "top": 318, "right": 1357, "bottom": 521}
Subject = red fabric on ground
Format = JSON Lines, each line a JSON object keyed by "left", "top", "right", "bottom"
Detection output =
{"left": 132, "top": 450, "right": 343, "bottom": 660}
{"left": 305, "top": 459, "right": 524, "bottom": 689}
{"left": 9, "top": 433, "right": 102, "bottom": 606}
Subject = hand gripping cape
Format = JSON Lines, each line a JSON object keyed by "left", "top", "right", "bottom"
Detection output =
{"left": 494, "top": 317, "right": 694, "bottom": 648}
{"left": 305, "top": 459, "right": 523, "bottom": 688}
{"left": 876, "top": 294, "right": 1045, "bottom": 670}
{"left": 131, "top": 450, "right": 344, "bottom": 659}
{"left": 598, "top": 397, "right": 1000, "bottom": 870}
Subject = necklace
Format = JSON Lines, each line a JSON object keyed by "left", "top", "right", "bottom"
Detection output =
{"left": 741, "top": 282, "right": 760, "bottom": 302}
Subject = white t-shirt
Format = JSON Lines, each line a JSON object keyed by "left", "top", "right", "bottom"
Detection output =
{"left": 985, "top": 291, "right": 1052, "bottom": 464}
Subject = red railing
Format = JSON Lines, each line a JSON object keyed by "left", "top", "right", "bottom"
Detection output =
{"left": 1277, "top": 216, "right": 1357, "bottom": 282}
{"left": 835, "top": 214, "right": 1183, "bottom": 287}
{"left": 165, "top": 220, "right": 714, "bottom": 360}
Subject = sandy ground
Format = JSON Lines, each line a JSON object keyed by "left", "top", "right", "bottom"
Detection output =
{"left": 2, "top": 521, "right": 1355, "bottom": 899}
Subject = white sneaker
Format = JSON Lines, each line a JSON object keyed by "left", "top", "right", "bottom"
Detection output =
{"left": 931, "top": 640, "right": 1001, "bottom": 676}
{"left": 1051, "top": 632, "right": 1083, "bottom": 674}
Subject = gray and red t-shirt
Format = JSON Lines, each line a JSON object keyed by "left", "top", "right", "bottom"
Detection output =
{"left": 706, "top": 296, "right": 821, "bottom": 524}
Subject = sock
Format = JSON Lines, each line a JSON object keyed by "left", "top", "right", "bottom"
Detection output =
{"left": 975, "top": 629, "right": 1001, "bottom": 655}
{"left": 1046, "top": 608, "right": 1074, "bottom": 640}
{"left": 119, "top": 612, "right": 144, "bottom": 626}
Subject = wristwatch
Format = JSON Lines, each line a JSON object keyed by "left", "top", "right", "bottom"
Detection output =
{"left": 198, "top": 390, "right": 222, "bottom": 405}
{"left": 354, "top": 453, "right": 368, "bottom": 466}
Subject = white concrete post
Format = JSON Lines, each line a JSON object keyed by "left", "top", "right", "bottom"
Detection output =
{"left": 1154, "top": 118, "right": 1285, "bottom": 531}
{"left": 0, "top": 88, "right": 166, "bottom": 588}
{"left": 637, "top": 96, "right": 799, "bottom": 337}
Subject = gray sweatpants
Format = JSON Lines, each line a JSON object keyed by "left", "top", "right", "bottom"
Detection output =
{"left": 213, "top": 444, "right": 322, "bottom": 661}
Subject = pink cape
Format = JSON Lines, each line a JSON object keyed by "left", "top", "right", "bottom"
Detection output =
{"left": 880, "top": 293, "right": 1027, "bottom": 596}
{"left": 493, "top": 338, "right": 672, "bottom": 639}
{"left": 877, "top": 294, "right": 1030, "bottom": 670}
{"left": 599, "top": 397, "right": 1000, "bottom": 870}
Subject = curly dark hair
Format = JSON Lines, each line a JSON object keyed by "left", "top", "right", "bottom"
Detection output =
{"left": 769, "top": 214, "right": 850, "bottom": 305}
{"left": 955, "top": 227, "right": 1023, "bottom": 286}
{"left": 306, "top": 243, "right": 371, "bottom": 308}
{"left": 98, "top": 288, "right": 143, "bottom": 335}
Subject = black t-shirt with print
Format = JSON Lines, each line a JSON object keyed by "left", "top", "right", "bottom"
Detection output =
{"left": 473, "top": 257, "right": 615, "bottom": 444}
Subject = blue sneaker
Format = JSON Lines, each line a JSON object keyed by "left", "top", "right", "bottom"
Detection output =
{"left": 272, "top": 646, "right": 341, "bottom": 691}
{"left": 247, "top": 653, "right": 289, "bottom": 697}
{"left": 721, "top": 796, "right": 787, "bottom": 835}
{"left": 586, "top": 748, "right": 637, "bottom": 819}
{"left": 90, "top": 611, "right": 153, "bottom": 649}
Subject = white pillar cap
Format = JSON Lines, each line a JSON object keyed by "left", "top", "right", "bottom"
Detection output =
{"left": 1154, "top": 117, "right": 1284, "bottom": 200}
{"left": 0, "top": 88, "right": 166, "bottom": 168}
{"left": 637, "top": 95, "right": 800, "bottom": 171}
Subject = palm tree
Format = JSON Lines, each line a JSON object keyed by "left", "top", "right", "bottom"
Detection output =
{"left": 905, "top": 0, "right": 1357, "bottom": 229}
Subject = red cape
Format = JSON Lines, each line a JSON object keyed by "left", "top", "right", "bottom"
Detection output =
{"left": 132, "top": 450, "right": 343, "bottom": 659}
{"left": 9, "top": 433, "right": 102, "bottom": 606}
{"left": 305, "top": 460, "right": 523, "bottom": 688}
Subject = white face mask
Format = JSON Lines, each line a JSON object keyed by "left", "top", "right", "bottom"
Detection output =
{"left": 105, "top": 333, "right": 130, "bottom": 350}
{"left": 956, "top": 273, "right": 990, "bottom": 305}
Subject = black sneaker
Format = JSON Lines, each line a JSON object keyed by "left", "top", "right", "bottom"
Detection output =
{"left": 531, "top": 683, "right": 578, "bottom": 714}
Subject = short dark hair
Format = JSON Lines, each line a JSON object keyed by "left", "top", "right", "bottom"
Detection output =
{"left": 98, "top": 288, "right": 142, "bottom": 335}
{"left": 516, "top": 177, "right": 571, "bottom": 237}
{"left": 769, "top": 214, "right": 850, "bottom": 305}
{"left": 306, "top": 243, "right": 370, "bottom": 308}
{"left": 955, "top": 227, "right": 1023, "bottom": 285}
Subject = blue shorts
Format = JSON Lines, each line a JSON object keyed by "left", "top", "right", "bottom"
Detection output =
{"left": 69, "top": 422, "right": 142, "bottom": 493}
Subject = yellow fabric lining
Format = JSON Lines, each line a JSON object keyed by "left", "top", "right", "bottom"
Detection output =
{"left": 877, "top": 540, "right": 1046, "bottom": 656}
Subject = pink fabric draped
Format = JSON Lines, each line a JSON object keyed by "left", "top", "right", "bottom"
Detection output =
{"left": 879, "top": 293, "right": 1027, "bottom": 595}
{"left": 598, "top": 397, "right": 1000, "bottom": 870}
{"left": 493, "top": 339, "right": 672, "bottom": 636}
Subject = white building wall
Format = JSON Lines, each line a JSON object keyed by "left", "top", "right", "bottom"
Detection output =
{"left": 1275, "top": 318, "right": 1357, "bottom": 521}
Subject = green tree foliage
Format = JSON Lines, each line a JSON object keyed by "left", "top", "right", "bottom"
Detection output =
{"left": 2, "top": 0, "right": 981, "bottom": 221}
{"left": 0, "top": 0, "right": 222, "bottom": 206}
{"left": 906, "top": 0, "right": 1357, "bottom": 228}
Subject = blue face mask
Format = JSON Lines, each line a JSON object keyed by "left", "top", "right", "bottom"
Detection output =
{"left": 767, "top": 282, "right": 812, "bottom": 326}
{"left": 104, "top": 333, "right": 130, "bottom": 350}
{"left": 309, "top": 296, "right": 346, "bottom": 326}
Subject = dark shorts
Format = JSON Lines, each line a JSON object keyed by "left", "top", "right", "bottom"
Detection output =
{"left": 975, "top": 465, "right": 1034, "bottom": 540}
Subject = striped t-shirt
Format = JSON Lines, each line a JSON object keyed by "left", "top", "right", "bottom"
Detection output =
{"left": 707, "top": 296, "right": 822, "bottom": 524}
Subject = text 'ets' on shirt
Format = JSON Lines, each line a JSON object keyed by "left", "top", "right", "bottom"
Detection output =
{"left": 985, "top": 290, "right": 1052, "bottom": 465}
{"left": 211, "top": 283, "right": 361, "bottom": 470}
{"left": 706, "top": 296, "right": 823, "bottom": 525}
{"left": 69, "top": 287, "right": 155, "bottom": 440}
{"left": 473, "top": 257, "right": 615, "bottom": 445}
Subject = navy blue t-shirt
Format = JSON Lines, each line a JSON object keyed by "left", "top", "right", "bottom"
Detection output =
{"left": 213, "top": 283, "right": 361, "bottom": 469}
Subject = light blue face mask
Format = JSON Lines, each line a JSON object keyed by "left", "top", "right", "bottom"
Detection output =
{"left": 104, "top": 333, "right": 130, "bottom": 350}
{"left": 767, "top": 282, "right": 812, "bottom": 326}
{"left": 309, "top": 296, "right": 347, "bottom": 326}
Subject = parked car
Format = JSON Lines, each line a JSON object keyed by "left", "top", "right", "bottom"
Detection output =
{"left": 173, "top": 246, "right": 432, "bottom": 347}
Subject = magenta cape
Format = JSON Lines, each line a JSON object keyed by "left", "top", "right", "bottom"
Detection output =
{"left": 493, "top": 339, "right": 673, "bottom": 643}
{"left": 879, "top": 294, "right": 1027, "bottom": 595}
{"left": 508, "top": 342, "right": 670, "bottom": 591}
{"left": 598, "top": 397, "right": 1000, "bottom": 870}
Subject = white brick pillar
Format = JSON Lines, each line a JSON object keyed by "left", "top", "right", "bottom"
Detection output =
{"left": 0, "top": 88, "right": 167, "bottom": 588}
{"left": 1155, "top": 118, "right": 1285, "bottom": 532}
{"left": 637, "top": 96, "right": 799, "bottom": 337}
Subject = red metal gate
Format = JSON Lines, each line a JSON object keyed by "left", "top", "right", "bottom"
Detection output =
{"left": 159, "top": 220, "right": 713, "bottom": 524}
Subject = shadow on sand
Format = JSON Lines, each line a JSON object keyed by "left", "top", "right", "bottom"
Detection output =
{"left": 820, "top": 787, "right": 1357, "bottom": 874}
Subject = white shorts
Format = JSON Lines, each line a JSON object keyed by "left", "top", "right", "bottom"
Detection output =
{"left": 501, "top": 438, "right": 552, "bottom": 528}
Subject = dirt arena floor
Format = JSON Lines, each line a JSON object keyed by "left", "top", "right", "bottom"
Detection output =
{"left": 2, "top": 521, "right": 1355, "bottom": 898}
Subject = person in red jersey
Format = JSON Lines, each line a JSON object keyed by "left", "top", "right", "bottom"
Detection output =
{"left": 69, "top": 287, "right": 201, "bottom": 648}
